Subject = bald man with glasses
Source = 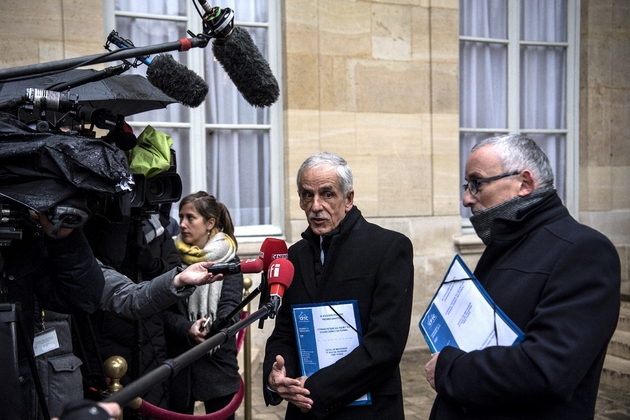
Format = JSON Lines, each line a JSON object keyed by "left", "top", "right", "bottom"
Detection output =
{"left": 425, "top": 134, "right": 620, "bottom": 420}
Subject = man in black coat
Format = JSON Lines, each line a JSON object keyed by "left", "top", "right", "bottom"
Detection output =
{"left": 425, "top": 134, "right": 621, "bottom": 419}
{"left": 263, "top": 152, "right": 414, "bottom": 419}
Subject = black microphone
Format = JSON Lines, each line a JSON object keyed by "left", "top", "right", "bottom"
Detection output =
{"left": 201, "top": 5, "right": 279, "bottom": 108}
{"left": 207, "top": 258, "right": 264, "bottom": 275}
{"left": 107, "top": 31, "right": 209, "bottom": 108}
{"left": 145, "top": 54, "right": 209, "bottom": 108}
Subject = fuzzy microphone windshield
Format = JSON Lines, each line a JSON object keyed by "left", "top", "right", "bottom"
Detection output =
{"left": 146, "top": 54, "right": 209, "bottom": 108}
{"left": 212, "top": 26, "right": 280, "bottom": 108}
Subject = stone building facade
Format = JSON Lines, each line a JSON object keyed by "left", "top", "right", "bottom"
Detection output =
{"left": 0, "top": 1, "right": 628, "bottom": 354}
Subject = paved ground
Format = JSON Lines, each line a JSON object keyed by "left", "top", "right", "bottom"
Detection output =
{"left": 231, "top": 348, "right": 630, "bottom": 420}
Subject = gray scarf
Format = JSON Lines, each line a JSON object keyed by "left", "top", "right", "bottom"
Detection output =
{"left": 470, "top": 187, "right": 554, "bottom": 245}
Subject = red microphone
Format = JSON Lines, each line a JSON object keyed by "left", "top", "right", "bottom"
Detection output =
{"left": 259, "top": 238, "right": 288, "bottom": 270}
{"left": 267, "top": 258, "right": 294, "bottom": 299}
{"left": 207, "top": 258, "right": 264, "bottom": 275}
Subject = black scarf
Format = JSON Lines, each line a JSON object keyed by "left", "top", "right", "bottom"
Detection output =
{"left": 470, "top": 187, "right": 554, "bottom": 245}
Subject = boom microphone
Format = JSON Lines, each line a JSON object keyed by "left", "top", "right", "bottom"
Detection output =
{"left": 200, "top": 4, "right": 279, "bottom": 108}
{"left": 207, "top": 258, "right": 264, "bottom": 275}
{"left": 212, "top": 26, "right": 280, "bottom": 108}
{"left": 146, "top": 54, "right": 209, "bottom": 108}
{"left": 107, "top": 31, "right": 209, "bottom": 108}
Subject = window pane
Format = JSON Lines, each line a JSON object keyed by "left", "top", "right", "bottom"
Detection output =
{"left": 520, "top": 45, "right": 566, "bottom": 130}
{"left": 212, "top": 0, "right": 268, "bottom": 22}
{"left": 521, "top": 0, "right": 567, "bottom": 42}
{"left": 115, "top": 0, "right": 187, "bottom": 16}
{"left": 459, "top": 0, "right": 507, "bottom": 39}
{"left": 459, "top": 41, "right": 507, "bottom": 129}
{"left": 206, "top": 129, "right": 270, "bottom": 226}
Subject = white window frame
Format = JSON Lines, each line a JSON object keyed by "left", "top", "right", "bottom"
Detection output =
{"left": 459, "top": 0, "right": 580, "bottom": 230}
{"left": 102, "top": 1, "right": 284, "bottom": 241}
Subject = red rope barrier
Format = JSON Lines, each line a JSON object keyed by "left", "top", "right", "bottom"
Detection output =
{"left": 137, "top": 377, "right": 244, "bottom": 420}
{"left": 134, "top": 310, "right": 250, "bottom": 420}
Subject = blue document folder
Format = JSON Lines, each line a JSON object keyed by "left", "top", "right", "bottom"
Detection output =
{"left": 419, "top": 255, "right": 525, "bottom": 353}
{"left": 292, "top": 300, "right": 372, "bottom": 406}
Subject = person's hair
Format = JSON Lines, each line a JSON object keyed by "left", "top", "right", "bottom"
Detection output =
{"left": 179, "top": 191, "right": 237, "bottom": 248}
{"left": 296, "top": 152, "right": 354, "bottom": 197}
{"left": 473, "top": 134, "right": 554, "bottom": 189}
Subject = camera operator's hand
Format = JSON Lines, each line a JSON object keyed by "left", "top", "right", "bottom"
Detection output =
{"left": 29, "top": 210, "right": 73, "bottom": 239}
{"left": 173, "top": 261, "right": 224, "bottom": 289}
{"left": 53, "top": 400, "right": 121, "bottom": 420}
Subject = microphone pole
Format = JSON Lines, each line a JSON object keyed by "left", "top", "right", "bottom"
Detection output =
{"left": 204, "top": 284, "right": 262, "bottom": 336}
{"left": 0, "top": 35, "right": 210, "bottom": 81}
{"left": 102, "top": 301, "right": 277, "bottom": 408}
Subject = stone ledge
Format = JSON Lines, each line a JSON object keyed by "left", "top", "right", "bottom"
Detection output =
{"left": 453, "top": 233, "right": 485, "bottom": 255}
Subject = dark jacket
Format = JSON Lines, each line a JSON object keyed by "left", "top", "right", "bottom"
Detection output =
{"left": 78, "top": 226, "right": 181, "bottom": 409}
{"left": 263, "top": 206, "right": 414, "bottom": 419}
{"left": 430, "top": 192, "right": 621, "bottom": 420}
{"left": 0, "top": 223, "right": 104, "bottom": 420}
{"left": 163, "top": 256, "right": 243, "bottom": 411}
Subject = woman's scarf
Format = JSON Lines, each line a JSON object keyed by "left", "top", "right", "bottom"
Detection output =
{"left": 174, "top": 228, "right": 236, "bottom": 324}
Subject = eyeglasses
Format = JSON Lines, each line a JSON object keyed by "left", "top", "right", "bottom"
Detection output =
{"left": 462, "top": 171, "right": 521, "bottom": 195}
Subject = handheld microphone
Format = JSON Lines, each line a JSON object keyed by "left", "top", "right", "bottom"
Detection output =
{"left": 207, "top": 258, "right": 264, "bottom": 275}
{"left": 259, "top": 238, "right": 289, "bottom": 271}
{"left": 267, "top": 258, "right": 294, "bottom": 317}
{"left": 107, "top": 31, "right": 209, "bottom": 108}
{"left": 199, "top": 5, "right": 280, "bottom": 108}
{"left": 257, "top": 238, "right": 288, "bottom": 327}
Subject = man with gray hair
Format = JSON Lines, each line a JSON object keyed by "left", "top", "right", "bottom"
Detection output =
{"left": 425, "top": 134, "right": 620, "bottom": 419}
{"left": 263, "top": 152, "right": 414, "bottom": 419}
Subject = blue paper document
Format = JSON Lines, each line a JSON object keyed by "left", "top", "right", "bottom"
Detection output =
{"left": 292, "top": 300, "right": 371, "bottom": 406}
{"left": 419, "top": 255, "right": 524, "bottom": 353}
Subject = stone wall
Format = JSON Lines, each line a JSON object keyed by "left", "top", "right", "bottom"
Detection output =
{"left": 1, "top": 0, "right": 627, "bottom": 354}
{"left": 282, "top": 0, "right": 461, "bottom": 350}
{"left": 0, "top": 0, "right": 104, "bottom": 68}
{"left": 579, "top": 0, "right": 630, "bottom": 295}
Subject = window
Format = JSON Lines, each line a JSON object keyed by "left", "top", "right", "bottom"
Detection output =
{"left": 104, "top": 0, "right": 283, "bottom": 239}
{"left": 459, "top": 0, "right": 579, "bottom": 220}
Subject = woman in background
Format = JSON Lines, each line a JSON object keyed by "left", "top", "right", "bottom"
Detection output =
{"left": 164, "top": 191, "right": 243, "bottom": 418}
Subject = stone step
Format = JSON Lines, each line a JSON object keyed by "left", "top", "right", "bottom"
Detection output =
{"left": 601, "top": 353, "right": 630, "bottom": 391}
{"left": 618, "top": 301, "right": 630, "bottom": 333}
{"left": 608, "top": 329, "right": 630, "bottom": 360}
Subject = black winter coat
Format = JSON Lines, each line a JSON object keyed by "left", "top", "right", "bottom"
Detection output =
{"left": 263, "top": 207, "right": 414, "bottom": 419}
{"left": 430, "top": 192, "right": 621, "bottom": 420}
{"left": 163, "top": 255, "right": 243, "bottom": 411}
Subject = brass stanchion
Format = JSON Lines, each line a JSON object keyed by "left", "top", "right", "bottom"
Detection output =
{"left": 243, "top": 277, "right": 253, "bottom": 420}
{"left": 102, "top": 355, "right": 140, "bottom": 420}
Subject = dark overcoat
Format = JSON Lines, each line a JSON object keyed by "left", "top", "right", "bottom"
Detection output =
{"left": 430, "top": 192, "right": 621, "bottom": 420}
{"left": 263, "top": 207, "right": 414, "bottom": 419}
